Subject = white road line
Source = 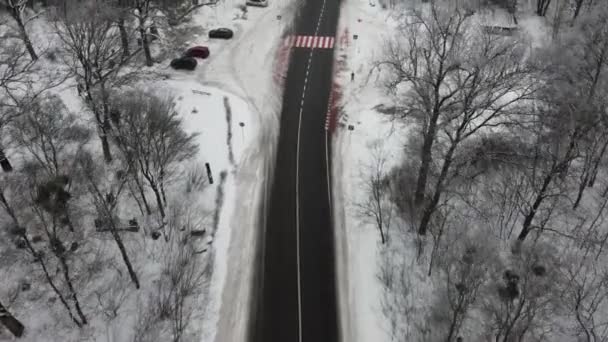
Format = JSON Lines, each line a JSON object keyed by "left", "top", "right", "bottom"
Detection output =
{"left": 325, "top": 131, "right": 332, "bottom": 221}
{"left": 295, "top": 102, "right": 304, "bottom": 342}
{"left": 295, "top": 0, "right": 328, "bottom": 340}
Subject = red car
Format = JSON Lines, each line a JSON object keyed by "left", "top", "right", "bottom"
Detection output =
{"left": 184, "top": 46, "right": 209, "bottom": 59}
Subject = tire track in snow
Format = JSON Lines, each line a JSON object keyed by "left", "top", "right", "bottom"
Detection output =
{"left": 224, "top": 96, "right": 236, "bottom": 166}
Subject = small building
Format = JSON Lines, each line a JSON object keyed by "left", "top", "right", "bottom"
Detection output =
{"left": 477, "top": 7, "right": 519, "bottom": 35}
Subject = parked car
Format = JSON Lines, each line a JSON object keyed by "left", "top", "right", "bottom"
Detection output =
{"left": 184, "top": 46, "right": 210, "bottom": 59}
{"left": 209, "top": 28, "right": 234, "bottom": 39}
{"left": 246, "top": 0, "right": 268, "bottom": 7}
{"left": 170, "top": 57, "right": 197, "bottom": 70}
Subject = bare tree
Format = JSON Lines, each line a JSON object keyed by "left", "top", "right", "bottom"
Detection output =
{"left": 512, "top": 122, "right": 580, "bottom": 242}
{"left": 28, "top": 172, "right": 88, "bottom": 325}
{"left": 0, "top": 35, "right": 65, "bottom": 171}
{"left": 1, "top": 167, "right": 87, "bottom": 327}
{"left": 381, "top": 5, "right": 472, "bottom": 208}
{"left": 127, "top": 0, "right": 222, "bottom": 66}
{"left": 569, "top": 3, "right": 608, "bottom": 207}
{"left": 515, "top": 15, "right": 608, "bottom": 240}
{"left": 108, "top": 0, "right": 134, "bottom": 58}
{"left": 482, "top": 242, "right": 562, "bottom": 341}
{"left": 10, "top": 94, "right": 91, "bottom": 176}
{"left": 356, "top": 143, "right": 393, "bottom": 244}
{"left": 383, "top": 3, "right": 535, "bottom": 236}
{"left": 132, "top": 204, "right": 208, "bottom": 342}
{"left": 77, "top": 152, "right": 140, "bottom": 289}
{"left": 564, "top": 259, "right": 608, "bottom": 342}
{"left": 54, "top": 0, "right": 139, "bottom": 163}
{"left": 112, "top": 90, "right": 198, "bottom": 220}
{"left": 157, "top": 236, "right": 207, "bottom": 341}
{"left": 1, "top": 215, "right": 84, "bottom": 329}
{"left": 156, "top": 0, "right": 220, "bottom": 26}
{"left": 435, "top": 236, "right": 492, "bottom": 342}
{"left": 0, "top": 0, "right": 39, "bottom": 60}
{"left": 130, "top": 0, "right": 154, "bottom": 66}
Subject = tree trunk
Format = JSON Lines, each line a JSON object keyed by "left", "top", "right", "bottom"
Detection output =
{"left": 133, "top": 175, "right": 151, "bottom": 214}
{"left": 517, "top": 173, "right": 554, "bottom": 241}
{"left": 571, "top": 0, "right": 584, "bottom": 23}
{"left": 160, "top": 170, "right": 167, "bottom": 205}
{"left": 145, "top": 179, "right": 166, "bottom": 218}
{"left": 414, "top": 110, "right": 441, "bottom": 205}
{"left": 573, "top": 173, "right": 588, "bottom": 210}
{"left": 37, "top": 251, "right": 84, "bottom": 327}
{"left": 418, "top": 139, "right": 459, "bottom": 235}
{"left": 100, "top": 131, "right": 112, "bottom": 163}
{"left": 0, "top": 300, "right": 24, "bottom": 337}
{"left": 0, "top": 188, "right": 18, "bottom": 225}
{"left": 56, "top": 253, "right": 87, "bottom": 325}
{"left": 110, "top": 229, "right": 140, "bottom": 289}
{"left": 445, "top": 307, "right": 461, "bottom": 342}
{"left": 589, "top": 139, "right": 608, "bottom": 187}
{"left": 0, "top": 147, "right": 13, "bottom": 172}
{"left": 95, "top": 110, "right": 113, "bottom": 164}
{"left": 118, "top": 17, "right": 130, "bottom": 58}
{"left": 9, "top": 7, "right": 38, "bottom": 60}
{"left": 63, "top": 212, "right": 75, "bottom": 232}
{"left": 537, "top": 0, "right": 552, "bottom": 16}
{"left": 139, "top": 27, "right": 153, "bottom": 67}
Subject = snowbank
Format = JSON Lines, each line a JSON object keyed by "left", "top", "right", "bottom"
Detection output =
{"left": 333, "top": 1, "right": 400, "bottom": 341}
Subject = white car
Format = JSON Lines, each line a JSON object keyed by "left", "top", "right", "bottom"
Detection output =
{"left": 246, "top": 0, "right": 268, "bottom": 7}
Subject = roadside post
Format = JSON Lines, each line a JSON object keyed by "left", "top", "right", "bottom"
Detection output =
{"left": 239, "top": 122, "right": 245, "bottom": 141}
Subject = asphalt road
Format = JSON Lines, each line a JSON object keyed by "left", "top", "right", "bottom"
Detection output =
{"left": 251, "top": 0, "right": 341, "bottom": 341}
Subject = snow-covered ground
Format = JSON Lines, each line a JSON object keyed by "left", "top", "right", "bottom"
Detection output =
{"left": 0, "top": 0, "right": 296, "bottom": 340}
{"left": 163, "top": 81, "right": 255, "bottom": 342}
{"left": 157, "top": 1, "right": 299, "bottom": 341}
{"left": 333, "top": 1, "right": 555, "bottom": 341}
{"left": 332, "top": 1, "right": 401, "bottom": 341}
